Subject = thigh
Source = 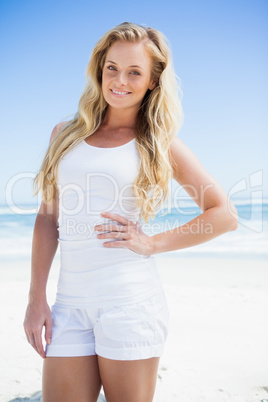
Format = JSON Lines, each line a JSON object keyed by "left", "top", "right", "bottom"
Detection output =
{"left": 42, "top": 356, "right": 102, "bottom": 402}
{"left": 98, "top": 356, "right": 160, "bottom": 402}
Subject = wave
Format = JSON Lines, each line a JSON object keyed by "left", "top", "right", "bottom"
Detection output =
{"left": 1, "top": 200, "right": 267, "bottom": 260}
{"left": 1, "top": 225, "right": 267, "bottom": 259}
{"left": 1, "top": 197, "right": 268, "bottom": 215}
{"left": 0, "top": 205, "right": 38, "bottom": 215}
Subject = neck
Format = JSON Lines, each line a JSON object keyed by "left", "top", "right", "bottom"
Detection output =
{"left": 102, "top": 106, "right": 138, "bottom": 130}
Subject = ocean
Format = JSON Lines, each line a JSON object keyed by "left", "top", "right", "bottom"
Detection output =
{"left": 0, "top": 198, "right": 267, "bottom": 262}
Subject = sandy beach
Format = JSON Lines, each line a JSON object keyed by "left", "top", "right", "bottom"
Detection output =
{"left": 1, "top": 254, "right": 268, "bottom": 402}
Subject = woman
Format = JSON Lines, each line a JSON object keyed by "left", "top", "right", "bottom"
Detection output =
{"left": 24, "top": 22, "right": 238, "bottom": 402}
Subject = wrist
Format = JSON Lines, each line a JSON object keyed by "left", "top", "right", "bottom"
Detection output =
{"left": 149, "top": 232, "right": 167, "bottom": 255}
{"left": 148, "top": 234, "right": 158, "bottom": 255}
{"left": 28, "top": 287, "right": 47, "bottom": 302}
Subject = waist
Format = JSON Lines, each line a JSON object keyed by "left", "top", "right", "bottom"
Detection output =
{"left": 56, "top": 242, "right": 162, "bottom": 307}
{"left": 58, "top": 237, "right": 152, "bottom": 266}
{"left": 58, "top": 210, "right": 140, "bottom": 242}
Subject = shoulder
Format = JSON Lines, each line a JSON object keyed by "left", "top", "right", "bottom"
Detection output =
{"left": 49, "top": 121, "right": 69, "bottom": 144}
{"left": 168, "top": 135, "right": 210, "bottom": 185}
{"left": 168, "top": 136, "right": 230, "bottom": 211}
{"left": 169, "top": 136, "right": 197, "bottom": 174}
{"left": 169, "top": 135, "right": 192, "bottom": 155}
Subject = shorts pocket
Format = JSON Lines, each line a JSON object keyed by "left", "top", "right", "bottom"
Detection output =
{"left": 99, "top": 303, "right": 156, "bottom": 344}
{"left": 51, "top": 305, "right": 71, "bottom": 342}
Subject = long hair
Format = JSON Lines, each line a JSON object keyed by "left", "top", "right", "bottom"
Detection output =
{"left": 33, "top": 22, "right": 183, "bottom": 223}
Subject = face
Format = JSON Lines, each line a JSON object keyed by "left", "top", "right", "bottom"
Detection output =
{"left": 102, "top": 41, "right": 157, "bottom": 111}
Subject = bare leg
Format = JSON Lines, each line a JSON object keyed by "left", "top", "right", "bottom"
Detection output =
{"left": 98, "top": 356, "right": 160, "bottom": 402}
{"left": 42, "top": 356, "right": 102, "bottom": 402}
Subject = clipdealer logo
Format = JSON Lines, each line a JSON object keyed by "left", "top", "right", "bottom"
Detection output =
{"left": 4, "top": 169, "right": 265, "bottom": 234}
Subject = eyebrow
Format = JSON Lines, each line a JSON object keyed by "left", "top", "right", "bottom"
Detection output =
{"left": 105, "top": 60, "right": 144, "bottom": 70}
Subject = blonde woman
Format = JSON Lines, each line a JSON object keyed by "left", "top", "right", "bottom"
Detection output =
{"left": 23, "top": 22, "right": 238, "bottom": 402}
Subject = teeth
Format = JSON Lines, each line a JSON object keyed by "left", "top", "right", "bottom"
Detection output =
{"left": 112, "top": 89, "right": 130, "bottom": 95}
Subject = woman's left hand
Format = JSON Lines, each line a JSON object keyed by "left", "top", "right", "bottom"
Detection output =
{"left": 94, "top": 211, "right": 154, "bottom": 256}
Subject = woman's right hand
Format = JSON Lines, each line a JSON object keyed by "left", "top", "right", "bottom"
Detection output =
{"left": 23, "top": 298, "right": 53, "bottom": 358}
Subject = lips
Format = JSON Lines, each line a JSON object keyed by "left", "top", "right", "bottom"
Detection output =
{"left": 110, "top": 89, "right": 131, "bottom": 95}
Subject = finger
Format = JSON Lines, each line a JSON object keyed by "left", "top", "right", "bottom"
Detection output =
{"left": 98, "top": 231, "right": 130, "bottom": 240}
{"left": 24, "top": 329, "right": 31, "bottom": 345}
{"left": 95, "top": 224, "right": 127, "bottom": 233}
{"left": 100, "top": 211, "right": 131, "bottom": 226}
{"left": 28, "top": 333, "right": 43, "bottom": 357}
{"left": 32, "top": 330, "right": 46, "bottom": 358}
{"left": 45, "top": 315, "right": 53, "bottom": 346}
{"left": 24, "top": 326, "right": 34, "bottom": 346}
{"left": 103, "top": 240, "right": 130, "bottom": 248}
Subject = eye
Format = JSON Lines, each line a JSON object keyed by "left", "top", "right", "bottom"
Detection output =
{"left": 107, "top": 65, "right": 116, "bottom": 71}
{"left": 130, "top": 71, "right": 140, "bottom": 75}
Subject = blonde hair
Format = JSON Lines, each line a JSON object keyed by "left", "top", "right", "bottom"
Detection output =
{"left": 34, "top": 21, "right": 183, "bottom": 223}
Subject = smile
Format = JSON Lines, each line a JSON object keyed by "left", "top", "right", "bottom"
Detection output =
{"left": 110, "top": 89, "right": 131, "bottom": 95}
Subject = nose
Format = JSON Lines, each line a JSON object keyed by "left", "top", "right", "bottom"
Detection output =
{"left": 114, "top": 70, "right": 128, "bottom": 86}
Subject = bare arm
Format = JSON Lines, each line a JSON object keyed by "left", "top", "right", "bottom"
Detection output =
{"left": 29, "top": 198, "right": 59, "bottom": 298}
{"left": 93, "top": 137, "right": 238, "bottom": 256}
{"left": 151, "top": 137, "right": 239, "bottom": 254}
{"left": 23, "top": 123, "right": 66, "bottom": 358}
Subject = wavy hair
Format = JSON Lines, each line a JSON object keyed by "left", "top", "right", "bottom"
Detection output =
{"left": 33, "top": 21, "right": 184, "bottom": 223}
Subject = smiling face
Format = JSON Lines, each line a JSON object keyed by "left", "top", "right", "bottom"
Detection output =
{"left": 102, "top": 40, "right": 157, "bottom": 112}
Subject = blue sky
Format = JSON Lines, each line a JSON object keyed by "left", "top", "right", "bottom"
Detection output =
{"left": 1, "top": 0, "right": 267, "bottom": 207}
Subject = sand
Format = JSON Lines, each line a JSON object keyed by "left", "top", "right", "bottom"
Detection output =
{"left": 0, "top": 254, "right": 268, "bottom": 402}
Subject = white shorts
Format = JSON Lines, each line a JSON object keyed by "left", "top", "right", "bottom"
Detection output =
{"left": 45, "top": 290, "right": 170, "bottom": 360}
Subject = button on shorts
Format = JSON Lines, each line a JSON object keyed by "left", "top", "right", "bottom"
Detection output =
{"left": 45, "top": 290, "right": 170, "bottom": 360}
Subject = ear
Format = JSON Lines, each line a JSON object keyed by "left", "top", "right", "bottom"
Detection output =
{"left": 148, "top": 79, "right": 158, "bottom": 91}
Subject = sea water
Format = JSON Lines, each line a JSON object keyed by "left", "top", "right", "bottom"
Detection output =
{"left": 0, "top": 199, "right": 267, "bottom": 262}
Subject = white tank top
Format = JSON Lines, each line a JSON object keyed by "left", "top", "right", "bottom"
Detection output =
{"left": 55, "top": 138, "right": 163, "bottom": 308}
